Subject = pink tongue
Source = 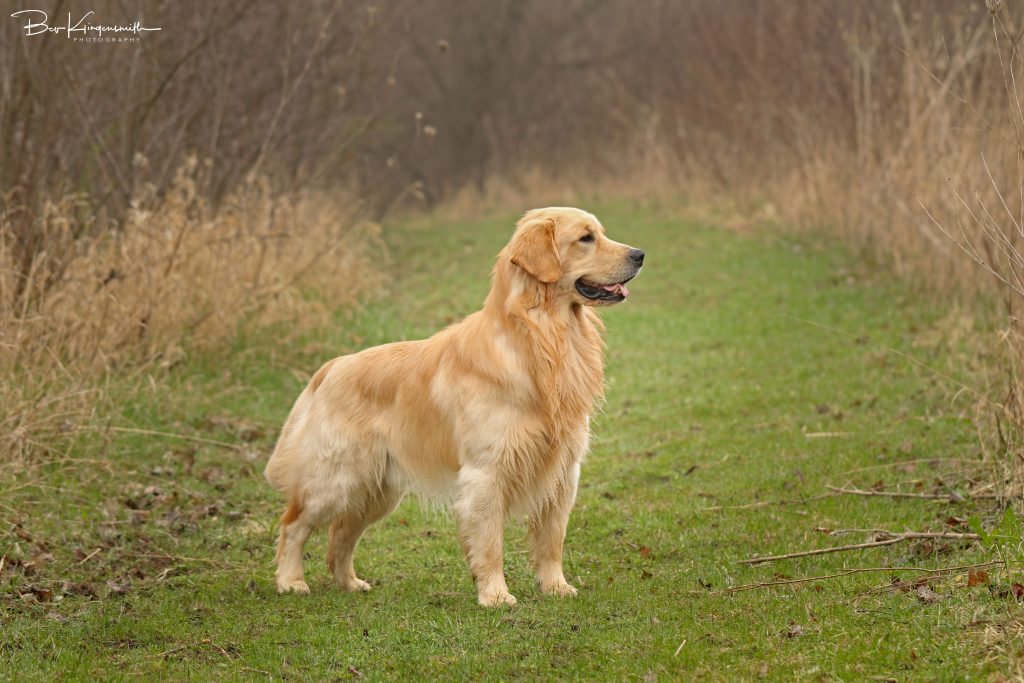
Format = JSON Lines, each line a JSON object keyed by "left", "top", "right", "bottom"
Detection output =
{"left": 600, "top": 283, "right": 629, "bottom": 297}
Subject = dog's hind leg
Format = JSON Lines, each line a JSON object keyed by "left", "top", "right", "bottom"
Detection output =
{"left": 327, "top": 486, "right": 402, "bottom": 592}
{"left": 275, "top": 495, "right": 315, "bottom": 594}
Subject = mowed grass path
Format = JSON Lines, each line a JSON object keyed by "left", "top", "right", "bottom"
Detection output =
{"left": 2, "top": 202, "right": 1016, "bottom": 680}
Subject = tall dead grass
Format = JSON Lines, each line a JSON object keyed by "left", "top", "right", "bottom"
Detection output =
{"left": 605, "top": 1, "right": 1024, "bottom": 487}
{"left": 0, "top": 159, "right": 383, "bottom": 463}
{"left": 1, "top": 1, "right": 400, "bottom": 465}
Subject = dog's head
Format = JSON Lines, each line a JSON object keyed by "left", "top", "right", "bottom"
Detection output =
{"left": 505, "top": 207, "right": 643, "bottom": 306}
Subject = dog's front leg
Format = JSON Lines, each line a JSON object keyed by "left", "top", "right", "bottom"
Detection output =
{"left": 454, "top": 466, "right": 516, "bottom": 607}
{"left": 528, "top": 462, "right": 580, "bottom": 597}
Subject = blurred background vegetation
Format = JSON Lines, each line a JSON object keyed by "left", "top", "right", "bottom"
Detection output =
{"left": 3, "top": 0, "right": 1024, "bottom": 482}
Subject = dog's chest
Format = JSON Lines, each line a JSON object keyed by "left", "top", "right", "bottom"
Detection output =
{"left": 548, "top": 328, "right": 604, "bottom": 423}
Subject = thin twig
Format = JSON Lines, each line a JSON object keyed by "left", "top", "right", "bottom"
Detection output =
{"left": 77, "top": 547, "right": 102, "bottom": 565}
{"left": 837, "top": 457, "right": 970, "bottom": 476}
{"left": 826, "top": 485, "right": 1002, "bottom": 501}
{"left": 857, "top": 573, "right": 950, "bottom": 597}
{"left": 823, "top": 528, "right": 977, "bottom": 539}
{"left": 201, "top": 638, "right": 232, "bottom": 659}
{"left": 804, "top": 431, "right": 855, "bottom": 438}
{"left": 739, "top": 530, "right": 980, "bottom": 565}
{"left": 72, "top": 426, "right": 244, "bottom": 451}
{"left": 739, "top": 538, "right": 904, "bottom": 564}
{"left": 122, "top": 551, "right": 241, "bottom": 569}
{"left": 0, "top": 480, "right": 43, "bottom": 497}
{"left": 154, "top": 645, "right": 188, "bottom": 659}
{"left": 698, "top": 492, "right": 840, "bottom": 512}
{"left": 704, "top": 560, "right": 1002, "bottom": 595}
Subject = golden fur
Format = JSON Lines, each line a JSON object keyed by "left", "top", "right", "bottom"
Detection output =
{"left": 264, "top": 207, "right": 643, "bottom": 606}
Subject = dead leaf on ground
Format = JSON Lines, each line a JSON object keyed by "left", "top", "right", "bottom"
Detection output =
{"left": 61, "top": 581, "right": 98, "bottom": 597}
{"left": 782, "top": 621, "right": 803, "bottom": 638}
{"left": 189, "top": 503, "right": 220, "bottom": 523}
{"left": 909, "top": 540, "right": 934, "bottom": 559}
{"left": 915, "top": 585, "right": 942, "bottom": 604}
{"left": 168, "top": 448, "right": 196, "bottom": 475}
{"left": 124, "top": 483, "right": 166, "bottom": 510}
{"left": 967, "top": 568, "right": 989, "bottom": 588}
{"left": 198, "top": 467, "right": 226, "bottom": 486}
{"left": 19, "top": 585, "right": 54, "bottom": 602}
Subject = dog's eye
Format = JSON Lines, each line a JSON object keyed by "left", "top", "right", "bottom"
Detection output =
{"left": 579, "top": 233, "right": 594, "bottom": 243}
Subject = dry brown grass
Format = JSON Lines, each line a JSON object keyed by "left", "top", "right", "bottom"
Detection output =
{"left": 0, "top": 1, "right": 405, "bottom": 465}
{"left": 668, "top": 2, "right": 1024, "bottom": 489}
{"left": 0, "top": 158, "right": 383, "bottom": 464}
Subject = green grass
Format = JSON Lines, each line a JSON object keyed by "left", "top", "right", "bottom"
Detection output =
{"left": 2, "top": 201, "right": 1021, "bottom": 681}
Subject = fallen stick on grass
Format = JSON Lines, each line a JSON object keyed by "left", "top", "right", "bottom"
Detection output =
{"left": 738, "top": 530, "right": 980, "bottom": 565}
{"left": 838, "top": 457, "right": 969, "bottom": 474}
{"left": 739, "top": 537, "right": 903, "bottom": 564}
{"left": 74, "top": 425, "right": 245, "bottom": 451}
{"left": 704, "top": 560, "right": 1002, "bottom": 596}
{"left": 122, "top": 551, "right": 244, "bottom": 569}
{"left": 821, "top": 528, "right": 979, "bottom": 540}
{"left": 698, "top": 492, "right": 841, "bottom": 512}
{"left": 77, "top": 547, "right": 102, "bottom": 565}
{"left": 826, "top": 485, "right": 1001, "bottom": 501}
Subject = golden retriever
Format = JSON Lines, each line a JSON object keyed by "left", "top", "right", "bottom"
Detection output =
{"left": 264, "top": 207, "right": 643, "bottom": 606}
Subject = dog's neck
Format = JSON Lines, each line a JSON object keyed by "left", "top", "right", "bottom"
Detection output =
{"left": 481, "top": 259, "right": 605, "bottom": 425}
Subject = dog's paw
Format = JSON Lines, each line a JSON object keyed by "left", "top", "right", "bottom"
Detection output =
{"left": 342, "top": 577, "right": 372, "bottom": 593}
{"left": 541, "top": 580, "right": 578, "bottom": 597}
{"left": 478, "top": 590, "right": 518, "bottom": 607}
{"left": 276, "top": 579, "right": 311, "bottom": 594}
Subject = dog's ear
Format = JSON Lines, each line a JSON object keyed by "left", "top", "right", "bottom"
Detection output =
{"left": 510, "top": 217, "right": 561, "bottom": 283}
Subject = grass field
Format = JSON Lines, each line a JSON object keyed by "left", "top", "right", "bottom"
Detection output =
{"left": 1, "top": 202, "right": 1020, "bottom": 681}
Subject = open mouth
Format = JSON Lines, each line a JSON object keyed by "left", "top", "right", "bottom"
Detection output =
{"left": 575, "top": 273, "right": 637, "bottom": 302}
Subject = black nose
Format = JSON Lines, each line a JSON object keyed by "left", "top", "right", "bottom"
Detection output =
{"left": 629, "top": 248, "right": 645, "bottom": 266}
